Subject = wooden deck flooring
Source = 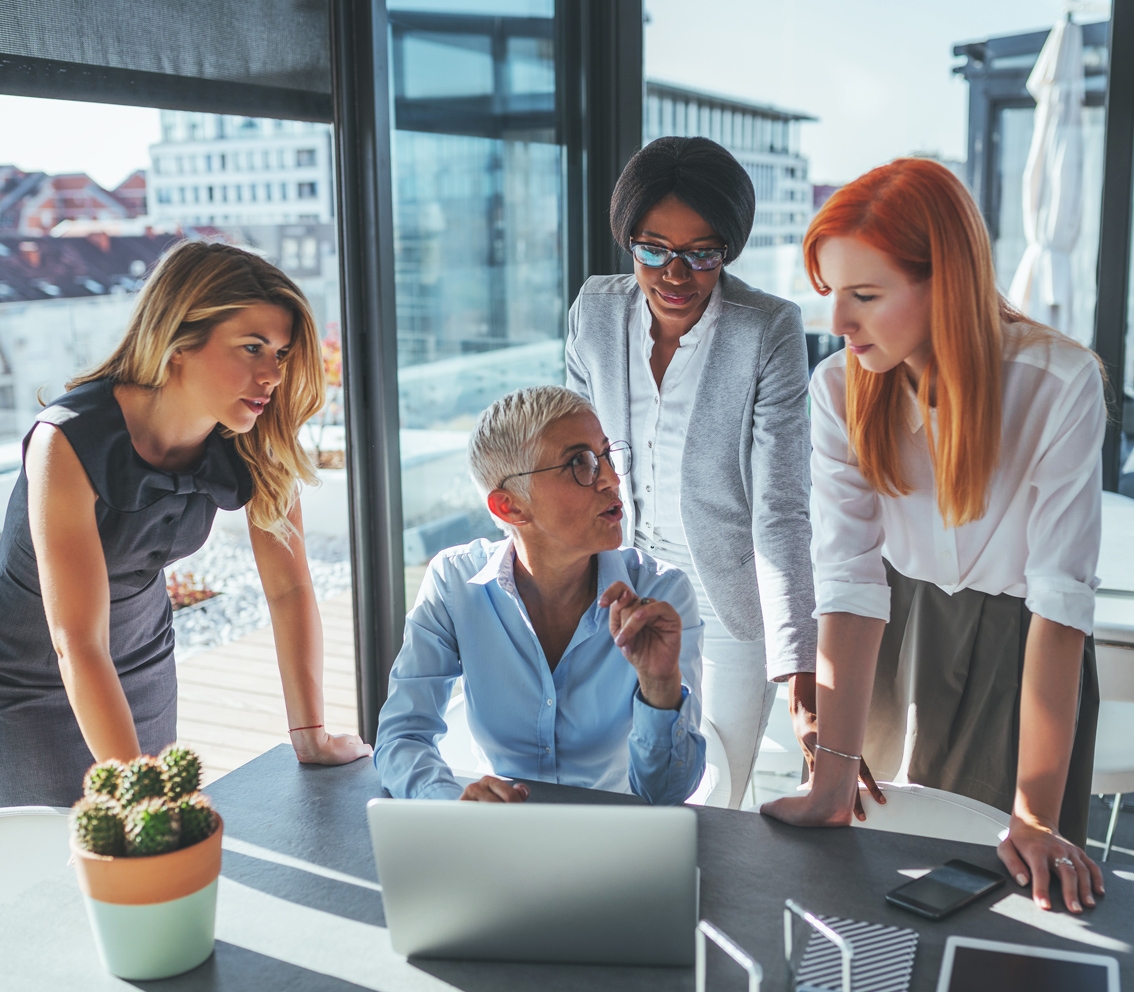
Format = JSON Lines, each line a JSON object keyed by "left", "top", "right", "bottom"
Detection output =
{"left": 175, "top": 590, "right": 359, "bottom": 786}
{"left": 175, "top": 565, "right": 429, "bottom": 786}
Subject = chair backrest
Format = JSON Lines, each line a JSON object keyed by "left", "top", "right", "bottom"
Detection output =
{"left": 849, "top": 783, "right": 1009, "bottom": 847}
{"left": 437, "top": 692, "right": 487, "bottom": 778}
{"left": 0, "top": 806, "right": 72, "bottom": 904}
{"left": 686, "top": 716, "right": 731, "bottom": 809}
{"left": 1095, "top": 642, "right": 1134, "bottom": 703}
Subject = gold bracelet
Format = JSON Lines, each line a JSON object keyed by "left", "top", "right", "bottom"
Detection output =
{"left": 814, "top": 742, "right": 861, "bottom": 762}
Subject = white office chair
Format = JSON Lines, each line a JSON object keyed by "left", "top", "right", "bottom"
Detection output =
{"left": 439, "top": 691, "right": 732, "bottom": 807}
{"left": 687, "top": 717, "right": 732, "bottom": 809}
{"left": 437, "top": 692, "right": 485, "bottom": 778}
{"left": 1092, "top": 641, "right": 1134, "bottom": 861}
{"left": 0, "top": 806, "right": 72, "bottom": 904}
{"left": 849, "top": 783, "right": 1010, "bottom": 847}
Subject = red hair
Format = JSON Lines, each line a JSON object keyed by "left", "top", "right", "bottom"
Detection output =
{"left": 804, "top": 158, "right": 1006, "bottom": 527}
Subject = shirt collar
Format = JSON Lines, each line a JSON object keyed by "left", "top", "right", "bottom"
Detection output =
{"left": 468, "top": 537, "right": 516, "bottom": 590}
{"left": 467, "top": 540, "right": 632, "bottom": 634}
{"left": 635, "top": 280, "right": 723, "bottom": 354}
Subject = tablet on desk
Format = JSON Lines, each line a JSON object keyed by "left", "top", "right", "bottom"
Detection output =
{"left": 936, "top": 936, "right": 1120, "bottom": 992}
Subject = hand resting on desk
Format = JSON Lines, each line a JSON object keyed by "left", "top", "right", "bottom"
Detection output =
{"left": 460, "top": 776, "right": 531, "bottom": 803}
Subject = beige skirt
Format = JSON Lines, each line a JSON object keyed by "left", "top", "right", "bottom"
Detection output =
{"left": 864, "top": 561, "right": 1098, "bottom": 849}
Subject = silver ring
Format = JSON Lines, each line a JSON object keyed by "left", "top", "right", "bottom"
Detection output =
{"left": 1053, "top": 856, "right": 1074, "bottom": 869}
{"left": 638, "top": 597, "right": 654, "bottom": 605}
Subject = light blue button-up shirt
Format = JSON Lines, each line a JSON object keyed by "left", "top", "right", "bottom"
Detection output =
{"left": 373, "top": 538, "right": 706, "bottom": 805}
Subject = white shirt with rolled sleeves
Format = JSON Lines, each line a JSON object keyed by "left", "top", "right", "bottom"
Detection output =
{"left": 809, "top": 325, "right": 1104, "bottom": 635}
{"left": 373, "top": 539, "right": 707, "bottom": 805}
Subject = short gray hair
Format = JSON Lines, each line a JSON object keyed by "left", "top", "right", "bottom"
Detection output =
{"left": 467, "top": 386, "right": 595, "bottom": 503}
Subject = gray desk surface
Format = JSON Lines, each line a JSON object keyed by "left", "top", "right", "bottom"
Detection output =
{"left": 3, "top": 744, "right": 1131, "bottom": 991}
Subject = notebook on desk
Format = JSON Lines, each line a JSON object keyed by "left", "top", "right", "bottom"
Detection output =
{"left": 366, "top": 798, "right": 699, "bottom": 966}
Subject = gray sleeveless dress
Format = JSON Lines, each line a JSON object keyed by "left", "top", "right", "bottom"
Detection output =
{"left": 0, "top": 379, "right": 252, "bottom": 806}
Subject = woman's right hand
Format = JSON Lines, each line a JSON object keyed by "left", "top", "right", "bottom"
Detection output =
{"left": 788, "top": 672, "right": 885, "bottom": 822}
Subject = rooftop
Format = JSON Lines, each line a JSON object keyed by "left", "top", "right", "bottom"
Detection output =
{"left": 645, "top": 78, "right": 817, "bottom": 123}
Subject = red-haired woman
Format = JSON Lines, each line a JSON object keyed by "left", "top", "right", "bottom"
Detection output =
{"left": 762, "top": 158, "right": 1105, "bottom": 915}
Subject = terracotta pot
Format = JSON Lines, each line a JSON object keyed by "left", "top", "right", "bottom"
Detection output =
{"left": 71, "top": 815, "right": 223, "bottom": 980}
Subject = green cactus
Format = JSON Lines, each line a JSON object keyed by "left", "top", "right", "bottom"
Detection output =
{"left": 82, "top": 759, "right": 124, "bottom": 801}
{"left": 159, "top": 744, "right": 202, "bottom": 800}
{"left": 70, "top": 796, "right": 126, "bottom": 856}
{"left": 124, "top": 798, "right": 181, "bottom": 857}
{"left": 117, "top": 756, "right": 167, "bottom": 807}
{"left": 175, "top": 793, "right": 219, "bottom": 847}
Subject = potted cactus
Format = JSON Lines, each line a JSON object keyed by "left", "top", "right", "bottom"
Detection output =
{"left": 69, "top": 745, "right": 223, "bottom": 980}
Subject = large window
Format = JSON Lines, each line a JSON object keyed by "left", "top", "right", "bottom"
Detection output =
{"left": 644, "top": 2, "right": 1110, "bottom": 373}
{"left": 0, "top": 97, "right": 354, "bottom": 784}
{"left": 388, "top": 1, "right": 565, "bottom": 604}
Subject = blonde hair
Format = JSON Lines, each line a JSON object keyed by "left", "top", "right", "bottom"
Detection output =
{"left": 71, "top": 240, "right": 323, "bottom": 541}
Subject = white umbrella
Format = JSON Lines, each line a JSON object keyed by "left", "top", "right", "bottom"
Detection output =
{"left": 1008, "top": 15, "right": 1085, "bottom": 341}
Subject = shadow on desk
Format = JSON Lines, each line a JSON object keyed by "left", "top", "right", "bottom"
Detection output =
{"left": 6, "top": 744, "right": 1123, "bottom": 991}
{"left": 130, "top": 942, "right": 370, "bottom": 992}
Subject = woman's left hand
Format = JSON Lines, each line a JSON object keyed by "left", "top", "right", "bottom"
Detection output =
{"left": 997, "top": 813, "right": 1105, "bottom": 913}
{"left": 289, "top": 726, "right": 373, "bottom": 766}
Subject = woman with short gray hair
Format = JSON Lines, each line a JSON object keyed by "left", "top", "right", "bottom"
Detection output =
{"left": 373, "top": 385, "right": 706, "bottom": 805}
{"left": 567, "top": 136, "right": 816, "bottom": 808}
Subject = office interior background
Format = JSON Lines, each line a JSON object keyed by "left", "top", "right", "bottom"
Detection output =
{"left": 0, "top": 0, "right": 1132, "bottom": 785}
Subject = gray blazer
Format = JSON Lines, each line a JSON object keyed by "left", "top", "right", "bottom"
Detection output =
{"left": 565, "top": 272, "right": 816, "bottom": 680}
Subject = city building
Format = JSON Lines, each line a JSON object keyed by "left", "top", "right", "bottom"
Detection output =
{"left": 0, "top": 167, "right": 146, "bottom": 236}
{"left": 146, "top": 112, "right": 335, "bottom": 227}
{"left": 0, "top": 232, "right": 179, "bottom": 440}
{"left": 644, "top": 80, "right": 815, "bottom": 249}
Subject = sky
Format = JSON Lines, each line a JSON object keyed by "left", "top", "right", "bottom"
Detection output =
{"left": 0, "top": 0, "right": 1112, "bottom": 191}
{"left": 0, "top": 96, "right": 161, "bottom": 191}
{"left": 644, "top": 0, "right": 1109, "bottom": 184}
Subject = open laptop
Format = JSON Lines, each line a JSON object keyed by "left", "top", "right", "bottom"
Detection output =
{"left": 366, "top": 798, "right": 698, "bottom": 966}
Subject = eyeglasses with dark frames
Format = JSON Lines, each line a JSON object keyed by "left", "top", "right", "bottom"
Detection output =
{"left": 629, "top": 241, "right": 727, "bottom": 271}
{"left": 499, "top": 440, "right": 632, "bottom": 489}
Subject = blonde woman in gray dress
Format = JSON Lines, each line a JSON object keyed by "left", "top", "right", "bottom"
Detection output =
{"left": 0, "top": 241, "right": 370, "bottom": 806}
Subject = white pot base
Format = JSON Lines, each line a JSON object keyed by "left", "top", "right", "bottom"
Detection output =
{"left": 82, "top": 879, "right": 218, "bottom": 979}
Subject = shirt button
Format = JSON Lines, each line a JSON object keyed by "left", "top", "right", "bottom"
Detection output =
{"left": 546, "top": 698, "right": 553, "bottom": 706}
{"left": 676, "top": 728, "right": 683, "bottom": 738}
{"left": 545, "top": 746, "right": 551, "bottom": 753}
{"left": 646, "top": 486, "right": 651, "bottom": 493}
{"left": 164, "top": 515, "right": 174, "bottom": 524}
{"left": 150, "top": 551, "right": 162, "bottom": 559}
{"left": 677, "top": 759, "right": 684, "bottom": 766}
{"left": 647, "top": 440, "right": 653, "bottom": 448}
{"left": 654, "top": 397, "right": 659, "bottom": 405}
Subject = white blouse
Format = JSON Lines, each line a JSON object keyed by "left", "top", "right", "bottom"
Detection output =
{"left": 809, "top": 326, "right": 1105, "bottom": 635}
{"left": 628, "top": 283, "right": 722, "bottom": 550}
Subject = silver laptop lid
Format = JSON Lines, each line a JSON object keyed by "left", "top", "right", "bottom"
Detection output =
{"left": 367, "top": 799, "right": 698, "bottom": 967}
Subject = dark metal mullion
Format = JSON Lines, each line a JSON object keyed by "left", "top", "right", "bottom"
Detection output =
{"left": 1095, "top": 0, "right": 1134, "bottom": 491}
{"left": 329, "top": 0, "right": 405, "bottom": 743}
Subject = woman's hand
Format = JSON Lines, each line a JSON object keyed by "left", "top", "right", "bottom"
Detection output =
{"left": 459, "top": 775, "right": 530, "bottom": 803}
{"left": 289, "top": 726, "right": 373, "bottom": 765}
{"left": 600, "top": 581, "right": 683, "bottom": 710}
{"left": 788, "top": 672, "right": 884, "bottom": 821}
{"left": 997, "top": 813, "right": 1104, "bottom": 913}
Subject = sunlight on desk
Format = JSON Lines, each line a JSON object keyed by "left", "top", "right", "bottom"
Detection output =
{"left": 989, "top": 892, "right": 1133, "bottom": 954}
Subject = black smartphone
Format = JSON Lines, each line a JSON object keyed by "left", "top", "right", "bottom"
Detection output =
{"left": 885, "top": 859, "right": 1006, "bottom": 920}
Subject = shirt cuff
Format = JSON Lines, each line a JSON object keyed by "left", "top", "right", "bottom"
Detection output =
{"left": 1026, "top": 575, "right": 1097, "bottom": 636}
{"left": 417, "top": 779, "right": 465, "bottom": 801}
{"left": 814, "top": 579, "right": 890, "bottom": 622}
{"left": 629, "top": 685, "right": 691, "bottom": 749}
